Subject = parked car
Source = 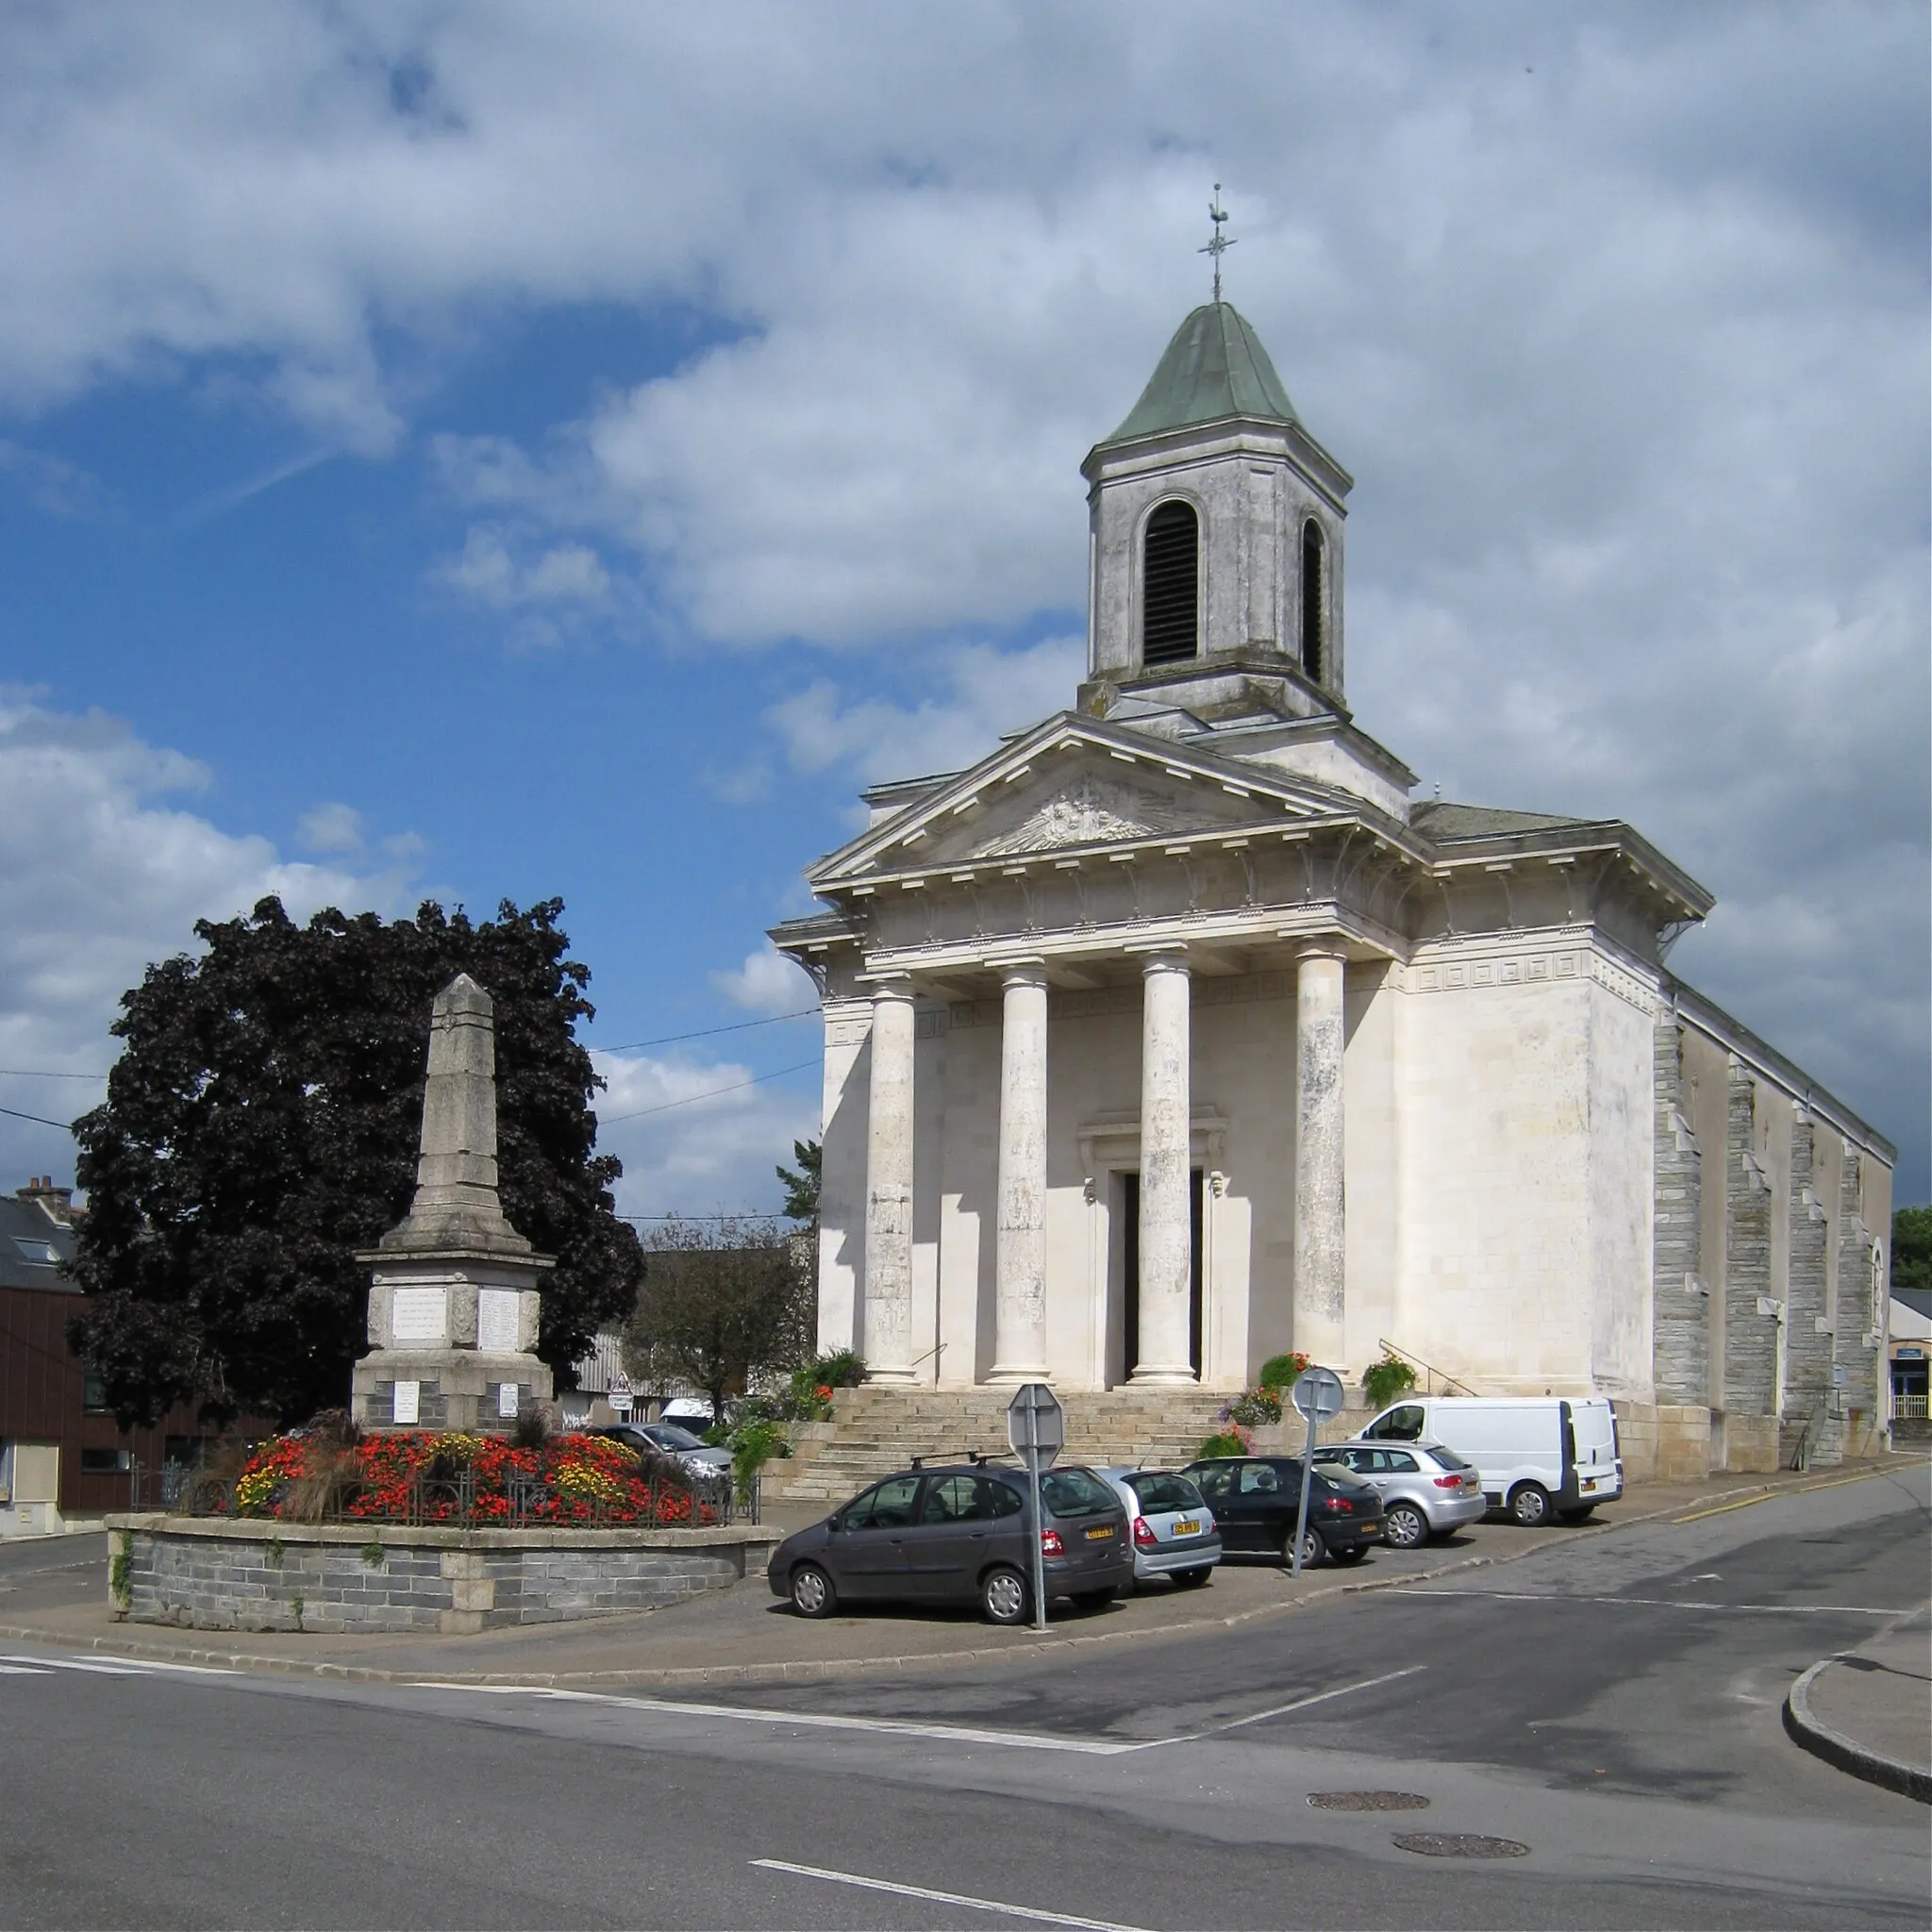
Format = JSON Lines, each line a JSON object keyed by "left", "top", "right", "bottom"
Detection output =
{"left": 1180, "top": 1456, "right": 1384, "bottom": 1568}
{"left": 1355, "top": 1396, "right": 1623, "bottom": 1525}
{"left": 591, "top": 1422, "right": 732, "bottom": 1485}
{"left": 1309, "top": 1440, "right": 1485, "bottom": 1548}
{"left": 658, "top": 1397, "right": 716, "bottom": 1428}
{"left": 1093, "top": 1467, "right": 1222, "bottom": 1589}
{"left": 767, "top": 1462, "right": 1129, "bottom": 1624}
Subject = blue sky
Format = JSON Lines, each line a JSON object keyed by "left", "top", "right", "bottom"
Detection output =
{"left": 0, "top": 2, "right": 1925, "bottom": 1214}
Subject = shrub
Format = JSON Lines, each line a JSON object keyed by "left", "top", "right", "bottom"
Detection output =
{"left": 729, "top": 1419, "right": 791, "bottom": 1491}
{"left": 1223, "top": 1387, "right": 1283, "bottom": 1428}
{"left": 509, "top": 1405, "right": 553, "bottom": 1451}
{"left": 1196, "top": 1425, "right": 1253, "bottom": 1459}
{"left": 1257, "top": 1353, "right": 1310, "bottom": 1391}
{"left": 1361, "top": 1353, "right": 1420, "bottom": 1410}
{"left": 814, "top": 1349, "right": 866, "bottom": 1390}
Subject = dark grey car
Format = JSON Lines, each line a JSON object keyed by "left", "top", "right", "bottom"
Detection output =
{"left": 767, "top": 1463, "right": 1129, "bottom": 1624}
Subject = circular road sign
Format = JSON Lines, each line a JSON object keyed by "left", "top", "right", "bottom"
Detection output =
{"left": 1290, "top": 1365, "right": 1346, "bottom": 1421}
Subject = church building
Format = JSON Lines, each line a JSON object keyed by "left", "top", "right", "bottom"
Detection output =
{"left": 772, "top": 297, "right": 1895, "bottom": 1479}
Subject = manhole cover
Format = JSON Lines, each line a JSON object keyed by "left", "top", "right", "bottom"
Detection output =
{"left": 1391, "top": 1833, "right": 1530, "bottom": 1859}
{"left": 1308, "top": 1790, "right": 1431, "bottom": 1812}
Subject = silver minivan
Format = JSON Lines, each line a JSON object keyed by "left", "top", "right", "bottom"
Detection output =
{"left": 1094, "top": 1467, "right": 1222, "bottom": 1589}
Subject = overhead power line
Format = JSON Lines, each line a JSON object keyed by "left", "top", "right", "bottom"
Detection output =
{"left": 597, "top": 1059, "right": 821, "bottom": 1125}
{"left": 593, "top": 1007, "right": 820, "bottom": 1053}
{"left": 0, "top": 1069, "right": 108, "bottom": 1079}
{"left": 0, "top": 1102, "right": 75, "bottom": 1130}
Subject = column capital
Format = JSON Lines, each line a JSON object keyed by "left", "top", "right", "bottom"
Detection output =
{"left": 1292, "top": 939, "right": 1351, "bottom": 965}
{"left": 862, "top": 973, "right": 917, "bottom": 1005}
{"left": 995, "top": 956, "right": 1049, "bottom": 991}
{"left": 1129, "top": 942, "right": 1191, "bottom": 976}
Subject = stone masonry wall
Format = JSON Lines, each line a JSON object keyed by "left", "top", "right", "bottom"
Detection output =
{"left": 1783, "top": 1110, "right": 1840, "bottom": 1465}
{"left": 1721, "top": 1064, "right": 1775, "bottom": 1420}
{"left": 1834, "top": 1146, "right": 1882, "bottom": 1453}
{"left": 108, "top": 1519, "right": 778, "bottom": 1635}
{"left": 1651, "top": 1015, "right": 1707, "bottom": 1406}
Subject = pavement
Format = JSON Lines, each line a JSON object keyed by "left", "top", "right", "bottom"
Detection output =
{"left": 1784, "top": 1610, "right": 1932, "bottom": 1802}
{"left": 1, "top": 1457, "right": 1926, "bottom": 1929}
{"left": 0, "top": 1457, "right": 1921, "bottom": 1694}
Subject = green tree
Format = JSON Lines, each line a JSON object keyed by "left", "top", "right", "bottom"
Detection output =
{"left": 68, "top": 896, "right": 642, "bottom": 1428}
{"left": 776, "top": 1138, "right": 821, "bottom": 1223}
{"left": 1892, "top": 1205, "right": 1932, "bottom": 1292}
{"left": 621, "top": 1215, "right": 813, "bottom": 1423}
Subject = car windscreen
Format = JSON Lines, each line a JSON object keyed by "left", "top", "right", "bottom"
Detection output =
{"left": 1424, "top": 1443, "right": 1474, "bottom": 1471}
{"left": 1039, "top": 1468, "right": 1118, "bottom": 1518}
{"left": 1126, "top": 1473, "right": 1203, "bottom": 1514}
{"left": 646, "top": 1424, "right": 705, "bottom": 1451}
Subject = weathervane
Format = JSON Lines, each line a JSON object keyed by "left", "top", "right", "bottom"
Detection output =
{"left": 1200, "top": 184, "right": 1235, "bottom": 302}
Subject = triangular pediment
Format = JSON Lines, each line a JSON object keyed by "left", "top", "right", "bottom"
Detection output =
{"left": 808, "top": 714, "right": 1354, "bottom": 886}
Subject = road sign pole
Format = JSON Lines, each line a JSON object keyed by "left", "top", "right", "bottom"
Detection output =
{"left": 1026, "top": 1400, "right": 1047, "bottom": 1631}
{"left": 1291, "top": 1400, "right": 1317, "bottom": 1579}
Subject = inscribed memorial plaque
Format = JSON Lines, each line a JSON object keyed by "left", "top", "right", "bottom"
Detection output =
{"left": 390, "top": 1286, "right": 446, "bottom": 1342}
{"left": 392, "top": 1380, "right": 420, "bottom": 1425}
{"left": 497, "top": 1381, "right": 520, "bottom": 1418}
{"left": 477, "top": 1289, "right": 521, "bottom": 1353}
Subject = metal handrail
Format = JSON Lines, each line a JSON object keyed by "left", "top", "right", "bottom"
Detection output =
{"left": 1375, "top": 1338, "right": 1480, "bottom": 1398}
{"left": 907, "top": 1341, "right": 948, "bottom": 1373}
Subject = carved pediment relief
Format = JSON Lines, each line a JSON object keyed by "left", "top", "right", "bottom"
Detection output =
{"left": 970, "top": 774, "right": 1193, "bottom": 857}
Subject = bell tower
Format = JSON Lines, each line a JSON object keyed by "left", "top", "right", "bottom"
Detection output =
{"left": 1079, "top": 298, "right": 1352, "bottom": 724}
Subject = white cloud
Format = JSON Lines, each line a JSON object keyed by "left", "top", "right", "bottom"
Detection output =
{"left": 712, "top": 942, "right": 815, "bottom": 1015}
{"left": 591, "top": 1048, "right": 819, "bottom": 1222}
{"left": 0, "top": 693, "right": 408, "bottom": 1185}
{"left": 296, "top": 800, "right": 364, "bottom": 854}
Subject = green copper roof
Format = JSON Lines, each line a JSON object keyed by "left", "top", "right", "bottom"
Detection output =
{"left": 1103, "top": 302, "right": 1300, "bottom": 444}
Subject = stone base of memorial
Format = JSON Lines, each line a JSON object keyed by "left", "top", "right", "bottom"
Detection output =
{"left": 105, "top": 1515, "right": 782, "bottom": 1636}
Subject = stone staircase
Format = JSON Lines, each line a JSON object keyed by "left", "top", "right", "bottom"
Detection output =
{"left": 762, "top": 1385, "right": 1242, "bottom": 1503}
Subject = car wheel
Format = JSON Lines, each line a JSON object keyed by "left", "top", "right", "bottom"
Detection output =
{"left": 1557, "top": 1505, "right": 1595, "bottom": 1524}
{"left": 1509, "top": 1482, "right": 1552, "bottom": 1527}
{"left": 1330, "top": 1545, "right": 1368, "bottom": 1565}
{"left": 1283, "top": 1526, "right": 1324, "bottom": 1571}
{"left": 1384, "top": 1502, "right": 1429, "bottom": 1549}
{"left": 1173, "top": 1567, "right": 1212, "bottom": 1589}
{"left": 1072, "top": 1587, "right": 1116, "bottom": 1611}
{"left": 790, "top": 1563, "right": 836, "bottom": 1620}
{"left": 981, "top": 1565, "right": 1030, "bottom": 1625}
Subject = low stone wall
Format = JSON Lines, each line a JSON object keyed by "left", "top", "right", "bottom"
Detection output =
{"left": 104, "top": 1515, "right": 782, "bottom": 1636}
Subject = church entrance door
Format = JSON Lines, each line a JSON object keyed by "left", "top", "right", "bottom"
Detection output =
{"left": 1119, "top": 1170, "right": 1204, "bottom": 1383}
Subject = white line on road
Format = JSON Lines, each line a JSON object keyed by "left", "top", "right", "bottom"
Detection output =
{"left": 751, "top": 1857, "right": 1157, "bottom": 1931}
{"left": 1389, "top": 1591, "right": 1915, "bottom": 1616}
{"left": 0, "top": 1652, "right": 236, "bottom": 1676}
{"left": 421, "top": 1667, "right": 1424, "bottom": 1755}
{"left": 0, "top": 1663, "right": 51, "bottom": 1674}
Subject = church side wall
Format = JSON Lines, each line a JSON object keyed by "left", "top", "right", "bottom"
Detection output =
{"left": 1785, "top": 1109, "right": 1840, "bottom": 1464}
{"left": 1679, "top": 1025, "right": 1733, "bottom": 1412}
{"left": 1342, "top": 963, "right": 1399, "bottom": 1376}
{"left": 1585, "top": 972, "right": 1656, "bottom": 1401}
{"left": 1392, "top": 950, "right": 1596, "bottom": 1395}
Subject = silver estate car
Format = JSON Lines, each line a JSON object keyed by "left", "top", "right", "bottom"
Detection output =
{"left": 1094, "top": 1467, "right": 1221, "bottom": 1589}
{"left": 1309, "top": 1440, "right": 1485, "bottom": 1549}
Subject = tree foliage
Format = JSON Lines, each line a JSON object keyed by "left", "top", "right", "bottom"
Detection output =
{"left": 620, "top": 1216, "right": 813, "bottom": 1423}
{"left": 68, "top": 896, "right": 642, "bottom": 1429}
{"left": 776, "top": 1138, "right": 821, "bottom": 1224}
{"left": 1893, "top": 1205, "right": 1932, "bottom": 1293}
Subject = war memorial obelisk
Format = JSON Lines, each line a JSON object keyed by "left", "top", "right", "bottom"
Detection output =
{"left": 350, "top": 974, "right": 555, "bottom": 1433}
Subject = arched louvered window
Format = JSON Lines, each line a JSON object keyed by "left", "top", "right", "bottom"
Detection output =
{"left": 1141, "top": 501, "right": 1199, "bottom": 665}
{"left": 1301, "top": 519, "right": 1325, "bottom": 683}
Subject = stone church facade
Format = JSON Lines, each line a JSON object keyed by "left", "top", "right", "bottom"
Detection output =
{"left": 773, "top": 301, "right": 1895, "bottom": 1478}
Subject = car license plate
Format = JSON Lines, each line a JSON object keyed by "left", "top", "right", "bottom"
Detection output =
{"left": 1085, "top": 1524, "right": 1114, "bottom": 1541}
{"left": 1582, "top": 1478, "right": 1597, "bottom": 1491}
{"left": 1172, "top": 1519, "right": 1201, "bottom": 1538}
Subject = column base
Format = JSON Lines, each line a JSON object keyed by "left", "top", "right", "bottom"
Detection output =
{"left": 863, "top": 1366, "right": 918, "bottom": 1385}
{"left": 986, "top": 1364, "right": 1050, "bottom": 1385}
{"left": 1129, "top": 1364, "right": 1199, "bottom": 1387}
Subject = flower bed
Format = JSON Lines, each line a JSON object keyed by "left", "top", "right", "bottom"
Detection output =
{"left": 223, "top": 1428, "right": 719, "bottom": 1528}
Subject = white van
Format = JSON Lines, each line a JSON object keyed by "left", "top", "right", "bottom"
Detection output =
{"left": 1355, "top": 1397, "right": 1623, "bottom": 1525}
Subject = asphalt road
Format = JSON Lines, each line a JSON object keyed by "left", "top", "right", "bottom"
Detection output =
{"left": 1, "top": 1464, "right": 1925, "bottom": 1929}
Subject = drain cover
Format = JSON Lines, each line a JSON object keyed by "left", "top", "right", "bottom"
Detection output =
{"left": 1391, "top": 1833, "right": 1530, "bottom": 1859}
{"left": 1308, "top": 1790, "right": 1431, "bottom": 1812}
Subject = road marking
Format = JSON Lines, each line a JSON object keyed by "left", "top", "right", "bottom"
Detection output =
{"left": 1390, "top": 1591, "right": 1912, "bottom": 1616}
{"left": 421, "top": 1667, "right": 1424, "bottom": 1755}
{"left": 0, "top": 1652, "right": 235, "bottom": 1677}
{"left": 1674, "top": 1469, "right": 1899, "bottom": 1524}
{"left": 0, "top": 1663, "right": 51, "bottom": 1674}
{"left": 1195, "top": 1666, "right": 1427, "bottom": 1737}
{"left": 751, "top": 1857, "right": 1156, "bottom": 1930}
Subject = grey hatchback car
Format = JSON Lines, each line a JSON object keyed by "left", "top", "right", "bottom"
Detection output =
{"left": 1309, "top": 1440, "right": 1485, "bottom": 1548}
{"left": 768, "top": 1462, "right": 1129, "bottom": 1624}
{"left": 1094, "top": 1467, "right": 1221, "bottom": 1589}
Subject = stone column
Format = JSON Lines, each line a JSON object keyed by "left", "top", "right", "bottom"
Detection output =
{"left": 1293, "top": 946, "right": 1348, "bottom": 1369}
{"left": 862, "top": 978, "right": 916, "bottom": 1381}
{"left": 1133, "top": 949, "right": 1195, "bottom": 1384}
{"left": 991, "top": 962, "right": 1050, "bottom": 1380}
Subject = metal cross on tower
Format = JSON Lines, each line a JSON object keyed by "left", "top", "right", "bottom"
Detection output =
{"left": 1200, "top": 184, "right": 1235, "bottom": 301}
